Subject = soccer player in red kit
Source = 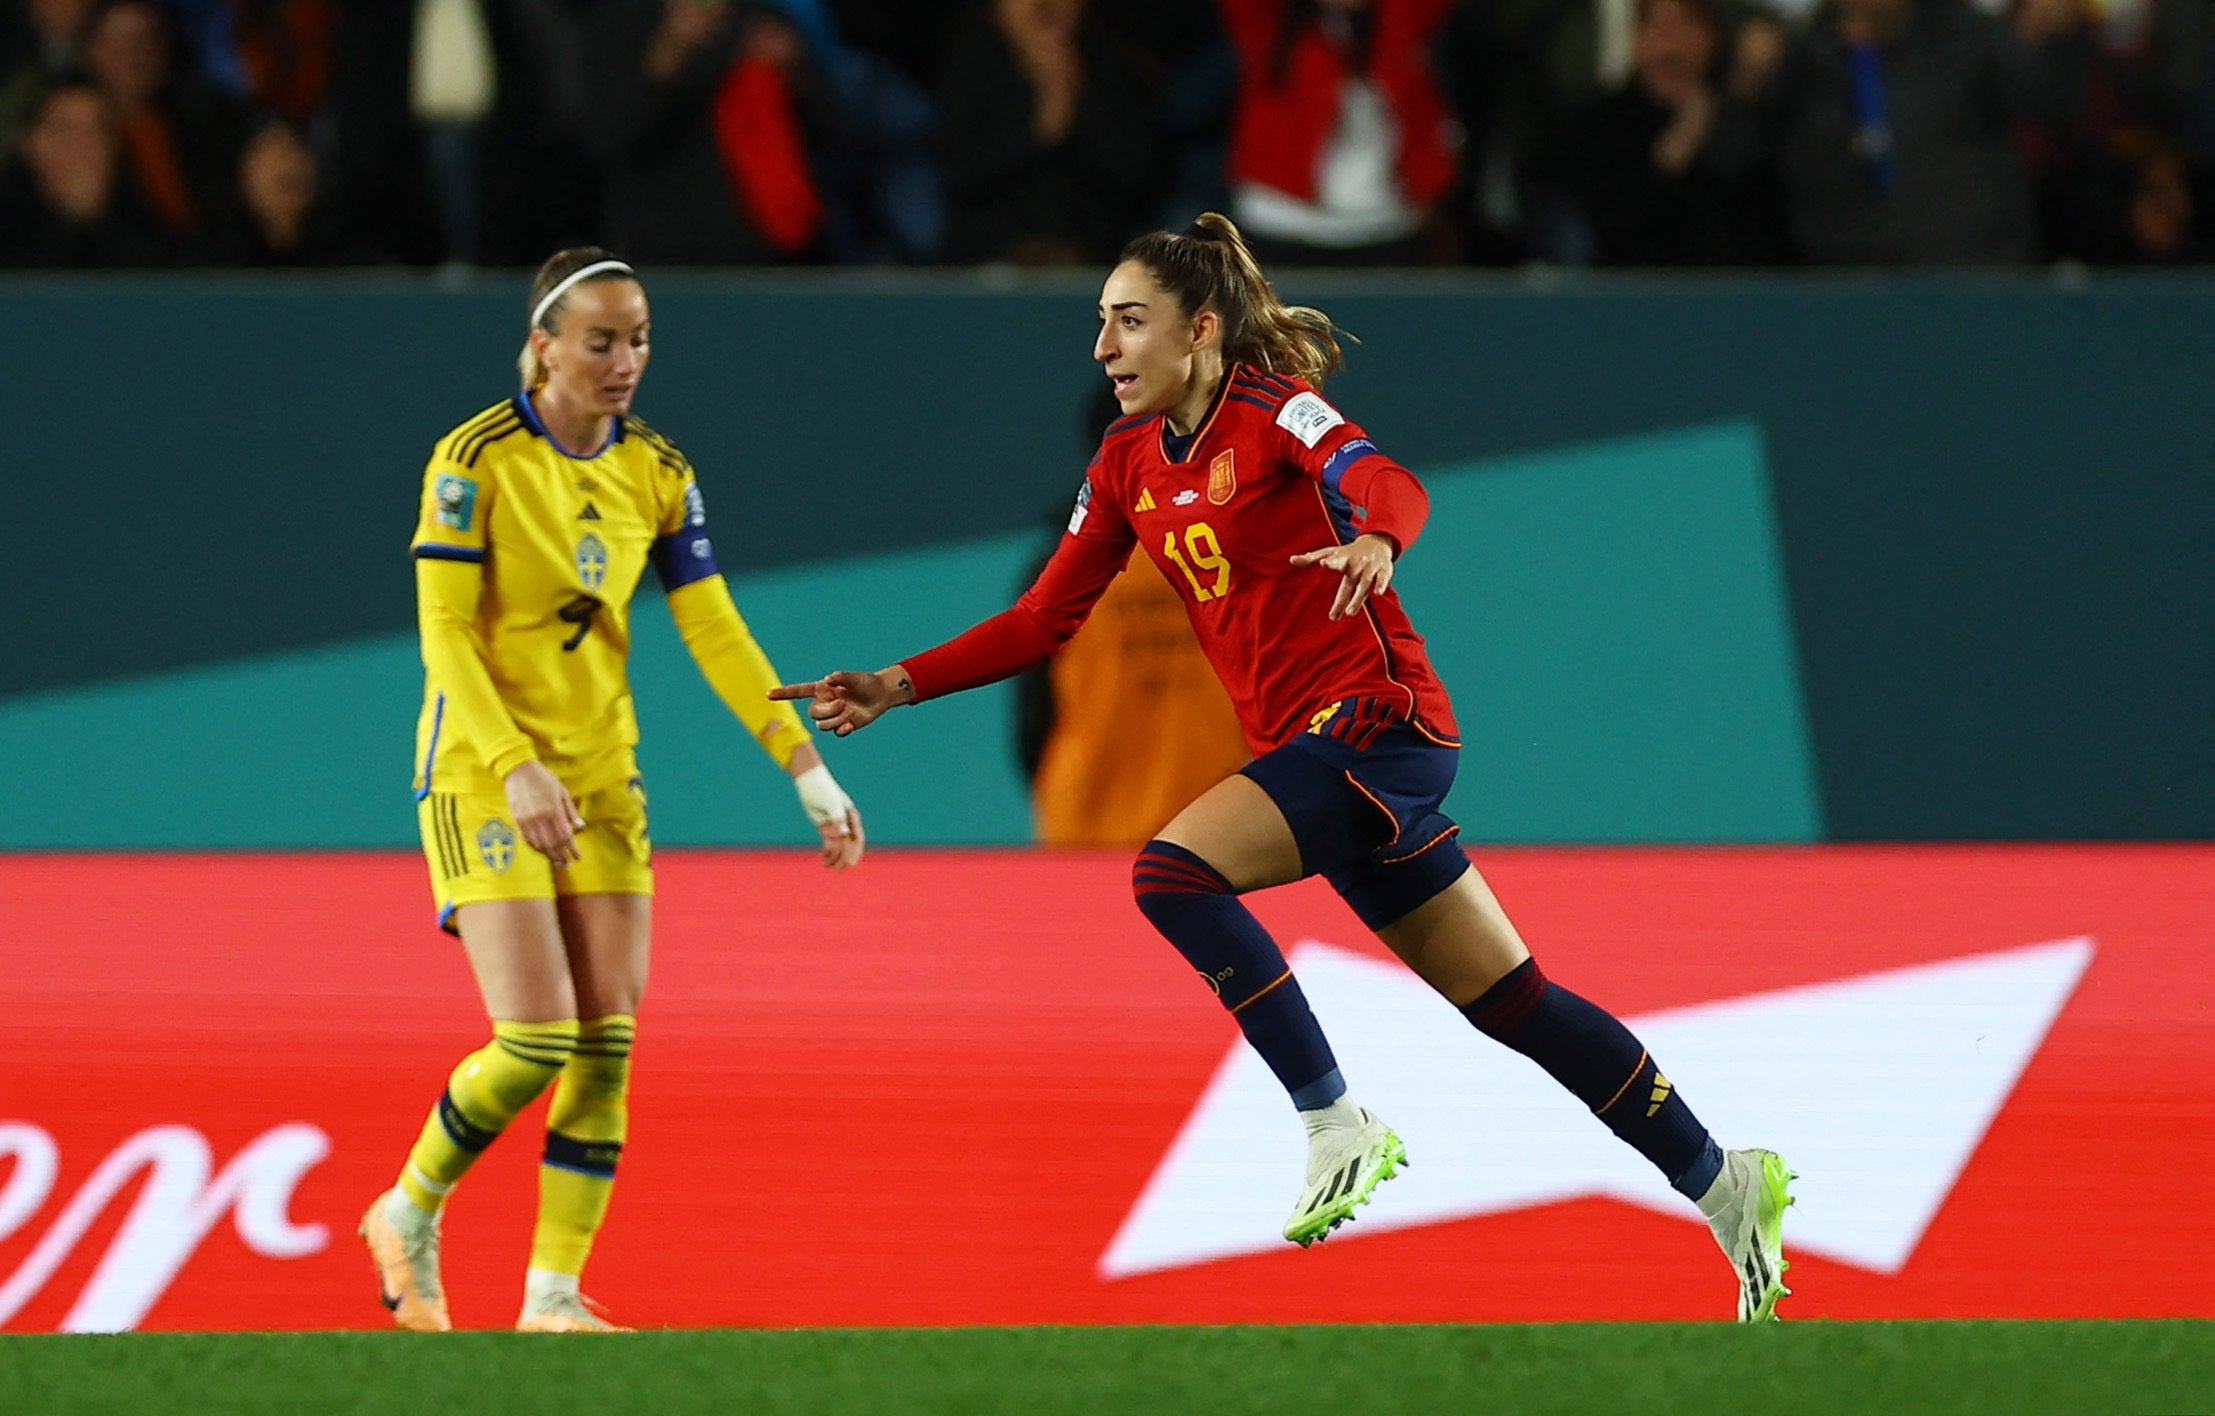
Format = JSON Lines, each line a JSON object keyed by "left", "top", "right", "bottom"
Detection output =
{"left": 774, "top": 214, "right": 1795, "bottom": 1320}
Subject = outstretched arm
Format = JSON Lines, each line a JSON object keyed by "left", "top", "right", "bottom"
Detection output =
{"left": 772, "top": 475, "right": 1137, "bottom": 734}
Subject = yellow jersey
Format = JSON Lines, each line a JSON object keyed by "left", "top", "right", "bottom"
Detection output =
{"left": 408, "top": 394, "right": 803, "bottom": 798}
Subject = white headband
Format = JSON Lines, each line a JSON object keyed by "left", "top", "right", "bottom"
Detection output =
{"left": 531, "top": 259, "right": 636, "bottom": 330}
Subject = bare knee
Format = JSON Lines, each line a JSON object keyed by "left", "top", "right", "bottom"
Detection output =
{"left": 458, "top": 900, "right": 579, "bottom": 1022}
{"left": 1374, "top": 870, "right": 1532, "bottom": 1007}
{"left": 1155, "top": 775, "right": 1303, "bottom": 892}
{"left": 559, "top": 893, "right": 651, "bottom": 1018}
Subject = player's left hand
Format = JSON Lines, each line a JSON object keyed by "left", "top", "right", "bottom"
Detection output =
{"left": 1291, "top": 532, "right": 1397, "bottom": 621}
{"left": 791, "top": 760, "right": 865, "bottom": 870}
{"left": 816, "top": 803, "right": 865, "bottom": 871}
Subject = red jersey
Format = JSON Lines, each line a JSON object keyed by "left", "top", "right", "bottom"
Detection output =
{"left": 905, "top": 365, "right": 1460, "bottom": 755}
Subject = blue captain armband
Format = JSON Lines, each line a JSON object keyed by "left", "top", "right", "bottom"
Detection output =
{"left": 414, "top": 543, "right": 486, "bottom": 563}
{"left": 1317, "top": 438, "right": 1380, "bottom": 495}
{"left": 653, "top": 528, "right": 721, "bottom": 591}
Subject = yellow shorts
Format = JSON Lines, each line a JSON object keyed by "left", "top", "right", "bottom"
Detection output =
{"left": 418, "top": 774, "right": 653, "bottom": 934}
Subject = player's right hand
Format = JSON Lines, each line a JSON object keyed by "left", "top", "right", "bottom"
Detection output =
{"left": 769, "top": 667, "right": 910, "bottom": 737}
{"left": 504, "top": 760, "right": 586, "bottom": 865}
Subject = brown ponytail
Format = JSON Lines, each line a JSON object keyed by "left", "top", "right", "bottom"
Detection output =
{"left": 517, "top": 245, "right": 638, "bottom": 390}
{"left": 1118, "top": 212, "right": 1352, "bottom": 385}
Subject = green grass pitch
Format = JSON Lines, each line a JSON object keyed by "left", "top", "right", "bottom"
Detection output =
{"left": 3, "top": 1322, "right": 2208, "bottom": 1415}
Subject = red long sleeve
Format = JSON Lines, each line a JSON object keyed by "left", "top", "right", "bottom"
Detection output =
{"left": 1337, "top": 455, "right": 1430, "bottom": 556}
{"left": 903, "top": 510, "right": 1135, "bottom": 703}
{"left": 901, "top": 606, "right": 1064, "bottom": 703}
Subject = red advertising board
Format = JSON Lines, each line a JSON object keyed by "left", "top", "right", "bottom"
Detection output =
{"left": 1, "top": 847, "right": 2209, "bottom": 1331}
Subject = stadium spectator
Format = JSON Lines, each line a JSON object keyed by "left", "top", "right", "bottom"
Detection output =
{"left": 322, "top": 0, "right": 443, "bottom": 264}
{"left": 2016, "top": 0, "right": 2212, "bottom": 262}
{"left": 1558, "top": 0, "right": 1788, "bottom": 265}
{"left": 81, "top": 0, "right": 248, "bottom": 253}
{"left": 156, "top": 0, "right": 244, "bottom": 93}
{"left": 4, "top": 0, "right": 2215, "bottom": 270}
{"left": 1727, "top": 0, "right": 2073, "bottom": 265}
{"left": 232, "top": 0, "right": 334, "bottom": 127}
{"left": 825, "top": 0, "right": 965, "bottom": 90}
{"left": 938, "top": 0, "right": 1153, "bottom": 265}
{"left": 1109, "top": 0, "right": 1237, "bottom": 232}
{"left": 211, "top": 116, "right": 362, "bottom": 264}
{"left": 411, "top": 0, "right": 499, "bottom": 263}
{"left": 764, "top": 0, "right": 944, "bottom": 263}
{"left": 1217, "top": 0, "right": 1460, "bottom": 265}
{"left": 2043, "top": 131, "right": 2211, "bottom": 263}
{"left": 0, "top": 0, "right": 95, "bottom": 155}
{"left": 584, "top": 0, "right": 840, "bottom": 264}
{"left": 1433, "top": 0, "right": 1621, "bottom": 263}
{"left": 0, "top": 74, "right": 172, "bottom": 265}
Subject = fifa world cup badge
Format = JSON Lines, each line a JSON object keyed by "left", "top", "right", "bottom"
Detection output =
{"left": 436, "top": 475, "right": 478, "bottom": 531}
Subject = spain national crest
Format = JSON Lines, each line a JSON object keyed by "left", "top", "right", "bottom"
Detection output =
{"left": 1207, "top": 450, "right": 1236, "bottom": 505}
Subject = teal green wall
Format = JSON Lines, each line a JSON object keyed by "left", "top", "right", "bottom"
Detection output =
{"left": 6, "top": 273, "right": 2208, "bottom": 843}
{"left": 0, "top": 534, "right": 1032, "bottom": 847}
{"left": 0, "top": 422, "right": 1815, "bottom": 847}
{"left": 1411, "top": 422, "right": 1816, "bottom": 843}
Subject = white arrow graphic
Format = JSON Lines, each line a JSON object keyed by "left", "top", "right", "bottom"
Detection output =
{"left": 1101, "top": 937, "right": 2094, "bottom": 1280}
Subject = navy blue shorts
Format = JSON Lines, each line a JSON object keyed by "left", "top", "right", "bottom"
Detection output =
{"left": 1240, "top": 700, "right": 1470, "bottom": 930}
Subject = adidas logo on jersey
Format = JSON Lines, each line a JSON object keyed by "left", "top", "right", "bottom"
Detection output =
{"left": 1134, "top": 488, "right": 1157, "bottom": 513}
{"left": 579, "top": 502, "right": 602, "bottom": 521}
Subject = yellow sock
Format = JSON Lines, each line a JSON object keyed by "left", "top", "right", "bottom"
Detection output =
{"left": 395, "top": 1018, "right": 578, "bottom": 1213}
{"left": 529, "top": 1014, "right": 635, "bottom": 1277}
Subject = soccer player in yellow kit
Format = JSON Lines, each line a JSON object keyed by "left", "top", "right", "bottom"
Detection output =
{"left": 360, "top": 247, "right": 866, "bottom": 1333}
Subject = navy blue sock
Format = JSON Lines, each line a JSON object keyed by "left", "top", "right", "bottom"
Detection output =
{"left": 1463, "top": 958, "right": 1723, "bottom": 1199}
{"left": 1133, "top": 840, "right": 1345, "bottom": 1110}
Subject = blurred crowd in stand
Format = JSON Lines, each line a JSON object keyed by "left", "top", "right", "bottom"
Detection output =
{"left": 4, "top": 0, "right": 2210, "bottom": 269}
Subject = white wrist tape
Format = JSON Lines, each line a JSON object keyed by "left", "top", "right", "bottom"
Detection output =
{"left": 794, "top": 764, "right": 853, "bottom": 831}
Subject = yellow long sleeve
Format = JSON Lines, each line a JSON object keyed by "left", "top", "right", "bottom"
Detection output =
{"left": 417, "top": 556, "right": 538, "bottom": 780}
{"left": 666, "top": 576, "right": 808, "bottom": 770}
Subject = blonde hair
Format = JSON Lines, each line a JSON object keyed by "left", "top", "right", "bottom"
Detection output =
{"left": 517, "top": 245, "right": 640, "bottom": 390}
{"left": 1118, "top": 212, "right": 1352, "bottom": 385}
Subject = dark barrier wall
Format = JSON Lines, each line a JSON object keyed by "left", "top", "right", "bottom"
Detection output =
{"left": 7, "top": 273, "right": 2209, "bottom": 841}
